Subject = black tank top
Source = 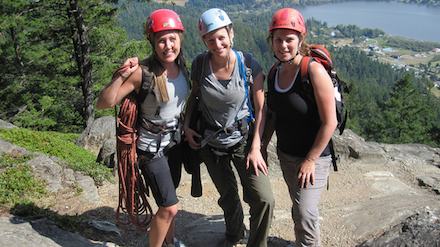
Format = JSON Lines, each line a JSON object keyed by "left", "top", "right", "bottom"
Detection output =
{"left": 266, "top": 67, "right": 330, "bottom": 157}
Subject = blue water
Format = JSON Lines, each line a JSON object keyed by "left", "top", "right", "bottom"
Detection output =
{"left": 294, "top": 1, "right": 440, "bottom": 43}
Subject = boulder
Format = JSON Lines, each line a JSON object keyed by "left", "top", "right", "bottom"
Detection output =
{"left": 357, "top": 207, "right": 440, "bottom": 247}
{"left": 75, "top": 116, "right": 115, "bottom": 155}
{"left": 0, "top": 119, "right": 18, "bottom": 129}
{"left": 97, "top": 137, "right": 117, "bottom": 169}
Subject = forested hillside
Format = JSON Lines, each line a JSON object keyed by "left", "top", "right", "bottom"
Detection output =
{"left": 183, "top": 0, "right": 440, "bottom": 8}
{"left": 1, "top": 0, "right": 439, "bottom": 147}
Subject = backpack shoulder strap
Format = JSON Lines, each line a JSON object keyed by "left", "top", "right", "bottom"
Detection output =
{"left": 243, "top": 52, "right": 253, "bottom": 68}
{"left": 300, "top": 56, "right": 316, "bottom": 102}
{"left": 138, "top": 59, "right": 154, "bottom": 104}
{"left": 234, "top": 50, "right": 254, "bottom": 122}
{"left": 195, "top": 52, "right": 208, "bottom": 83}
{"left": 300, "top": 56, "right": 313, "bottom": 84}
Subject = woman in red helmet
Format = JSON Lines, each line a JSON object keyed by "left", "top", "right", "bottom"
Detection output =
{"left": 262, "top": 8, "right": 337, "bottom": 247}
{"left": 97, "top": 9, "right": 188, "bottom": 247}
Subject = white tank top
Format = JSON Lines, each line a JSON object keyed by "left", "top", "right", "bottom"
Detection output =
{"left": 137, "top": 70, "right": 189, "bottom": 153}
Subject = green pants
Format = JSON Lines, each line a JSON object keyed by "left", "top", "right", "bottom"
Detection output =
{"left": 200, "top": 139, "right": 275, "bottom": 247}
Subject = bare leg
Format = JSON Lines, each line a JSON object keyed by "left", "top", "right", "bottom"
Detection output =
{"left": 164, "top": 218, "right": 176, "bottom": 244}
{"left": 149, "top": 204, "right": 179, "bottom": 247}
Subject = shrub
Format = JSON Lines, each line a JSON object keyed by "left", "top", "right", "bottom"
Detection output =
{"left": 0, "top": 163, "right": 49, "bottom": 206}
{"left": 0, "top": 128, "right": 113, "bottom": 183}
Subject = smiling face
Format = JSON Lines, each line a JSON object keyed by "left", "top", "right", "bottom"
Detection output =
{"left": 203, "top": 27, "right": 233, "bottom": 58}
{"left": 272, "top": 29, "right": 302, "bottom": 62}
{"left": 154, "top": 30, "right": 181, "bottom": 64}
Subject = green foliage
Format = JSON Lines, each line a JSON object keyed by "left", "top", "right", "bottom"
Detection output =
{"left": 375, "top": 74, "right": 439, "bottom": 146}
{"left": 0, "top": 164, "right": 49, "bottom": 206}
{"left": 0, "top": 152, "right": 34, "bottom": 168}
{"left": 335, "top": 24, "right": 385, "bottom": 39}
{"left": 0, "top": 0, "right": 85, "bottom": 132}
{"left": 326, "top": 46, "right": 440, "bottom": 147}
{"left": 185, "top": 0, "right": 256, "bottom": 9}
{"left": 0, "top": 128, "right": 113, "bottom": 183}
{"left": 0, "top": 152, "right": 46, "bottom": 206}
{"left": 431, "top": 55, "right": 440, "bottom": 63}
{"left": 385, "top": 36, "right": 440, "bottom": 53}
{"left": 1, "top": 0, "right": 440, "bottom": 148}
{"left": 0, "top": 0, "right": 132, "bottom": 133}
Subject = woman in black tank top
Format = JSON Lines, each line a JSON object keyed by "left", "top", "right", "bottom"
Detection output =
{"left": 262, "top": 8, "right": 338, "bottom": 247}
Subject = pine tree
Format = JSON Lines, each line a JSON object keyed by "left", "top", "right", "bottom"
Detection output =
{"left": 381, "top": 74, "right": 429, "bottom": 144}
{"left": 0, "top": 0, "right": 148, "bottom": 132}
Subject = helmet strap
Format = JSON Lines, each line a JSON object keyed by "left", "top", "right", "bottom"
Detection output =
{"left": 275, "top": 50, "right": 299, "bottom": 64}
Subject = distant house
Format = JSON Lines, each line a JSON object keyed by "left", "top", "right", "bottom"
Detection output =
{"left": 326, "top": 30, "right": 337, "bottom": 37}
{"left": 433, "top": 48, "right": 440, "bottom": 53}
{"left": 391, "top": 54, "right": 401, "bottom": 59}
{"left": 369, "top": 45, "right": 379, "bottom": 51}
{"left": 434, "top": 81, "right": 440, "bottom": 88}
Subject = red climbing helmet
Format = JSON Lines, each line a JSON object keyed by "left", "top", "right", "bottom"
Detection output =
{"left": 269, "top": 8, "right": 306, "bottom": 36}
{"left": 146, "top": 9, "right": 184, "bottom": 36}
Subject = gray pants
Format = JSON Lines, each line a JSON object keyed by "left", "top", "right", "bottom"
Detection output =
{"left": 278, "top": 149, "right": 331, "bottom": 247}
{"left": 200, "top": 140, "right": 275, "bottom": 247}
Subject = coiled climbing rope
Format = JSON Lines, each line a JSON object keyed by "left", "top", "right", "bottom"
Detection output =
{"left": 115, "top": 91, "right": 153, "bottom": 231}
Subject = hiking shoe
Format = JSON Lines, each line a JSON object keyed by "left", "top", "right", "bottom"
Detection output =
{"left": 219, "top": 238, "right": 247, "bottom": 247}
{"left": 222, "top": 228, "right": 248, "bottom": 247}
{"left": 162, "top": 238, "right": 186, "bottom": 247}
{"left": 225, "top": 224, "right": 247, "bottom": 243}
{"left": 219, "top": 240, "right": 236, "bottom": 247}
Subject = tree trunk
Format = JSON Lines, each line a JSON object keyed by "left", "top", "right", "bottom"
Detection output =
{"left": 10, "top": 27, "right": 24, "bottom": 68}
{"left": 69, "top": 0, "right": 94, "bottom": 129}
{"left": 10, "top": 27, "right": 26, "bottom": 81}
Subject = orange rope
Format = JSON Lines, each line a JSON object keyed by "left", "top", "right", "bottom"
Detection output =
{"left": 115, "top": 92, "right": 153, "bottom": 231}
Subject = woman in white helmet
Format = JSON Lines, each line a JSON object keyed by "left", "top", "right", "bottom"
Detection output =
{"left": 183, "top": 8, "right": 274, "bottom": 247}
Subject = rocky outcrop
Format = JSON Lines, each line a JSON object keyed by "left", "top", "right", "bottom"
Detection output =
{"left": 332, "top": 129, "right": 440, "bottom": 193}
{"left": 357, "top": 206, "right": 440, "bottom": 247}
{"left": 0, "top": 121, "right": 102, "bottom": 205}
{"left": 0, "top": 117, "right": 439, "bottom": 246}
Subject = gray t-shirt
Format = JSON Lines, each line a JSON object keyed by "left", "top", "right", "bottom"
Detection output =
{"left": 191, "top": 51, "right": 263, "bottom": 148}
{"left": 137, "top": 70, "right": 189, "bottom": 152}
